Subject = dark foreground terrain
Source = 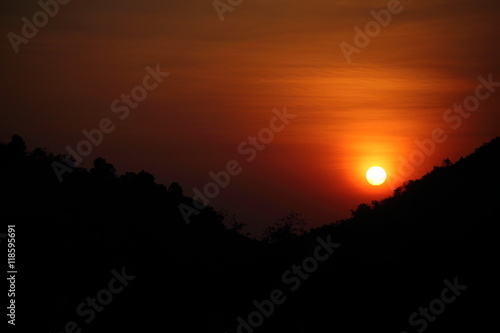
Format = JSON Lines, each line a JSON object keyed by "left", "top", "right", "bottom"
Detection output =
{"left": 1, "top": 135, "right": 499, "bottom": 332}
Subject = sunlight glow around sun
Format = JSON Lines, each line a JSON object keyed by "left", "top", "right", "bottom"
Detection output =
{"left": 366, "top": 166, "right": 387, "bottom": 186}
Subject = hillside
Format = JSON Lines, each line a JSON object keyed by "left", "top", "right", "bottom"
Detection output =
{"left": 1, "top": 135, "right": 498, "bottom": 332}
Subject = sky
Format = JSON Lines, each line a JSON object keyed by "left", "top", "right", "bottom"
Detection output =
{"left": 1, "top": 0, "right": 500, "bottom": 235}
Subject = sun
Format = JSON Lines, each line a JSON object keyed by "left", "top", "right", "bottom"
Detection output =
{"left": 366, "top": 166, "right": 387, "bottom": 186}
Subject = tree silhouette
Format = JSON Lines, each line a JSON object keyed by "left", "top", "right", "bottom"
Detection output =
{"left": 442, "top": 157, "right": 452, "bottom": 167}
{"left": 220, "top": 209, "right": 246, "bottom": 233}
{"left": 168, "top": 182, "right": 184, "bottom": 197}
{"left": 8, "top": 134, "right": 27, "bottom": 155}
{"left": 262, "top": 209, "right": 307, "bottom": 243}
{"left": 90, "top": 157, "right": 116, "bottom": 179}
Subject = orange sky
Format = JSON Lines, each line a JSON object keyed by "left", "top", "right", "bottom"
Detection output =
{"left": 1, "top": 0, "right": 499, "bottom": 234}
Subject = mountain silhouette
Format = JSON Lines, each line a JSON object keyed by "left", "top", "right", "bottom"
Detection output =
{"left": 1, "top": 135, "right": 498, "bottom": 332}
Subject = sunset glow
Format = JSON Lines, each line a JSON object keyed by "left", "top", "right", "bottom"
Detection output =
{"left": 1, "top": 0, "right": 499, "bottom": 233}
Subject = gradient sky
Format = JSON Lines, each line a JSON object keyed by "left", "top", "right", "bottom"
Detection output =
{"left": 1, "top": 0, "right": 500, "bottom": 235}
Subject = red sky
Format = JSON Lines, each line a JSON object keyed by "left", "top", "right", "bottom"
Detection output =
{"left": 1, "top": 0, "right": 500, "bottom": 235}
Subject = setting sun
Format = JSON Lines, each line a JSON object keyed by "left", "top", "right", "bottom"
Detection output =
{"left": 366, "top": 166, "right": 387, "bottom": 186}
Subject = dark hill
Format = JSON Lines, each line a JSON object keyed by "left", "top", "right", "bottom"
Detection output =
{"left": 0, "top": 135, "right": 498, "bottom": 332}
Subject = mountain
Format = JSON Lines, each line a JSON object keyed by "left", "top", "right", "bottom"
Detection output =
{"left": 1, "top": 135, "right": 498, "bottom": 332}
